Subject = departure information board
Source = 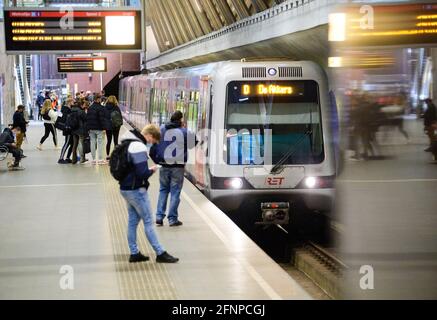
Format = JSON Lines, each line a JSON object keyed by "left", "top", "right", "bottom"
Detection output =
{"left": 340, "top": 3, "right": 437, "bottom": 47}
{"left": 57, "top": 57, "right": 107, "bottom": 73}
{"left": 3, "top": 7, "right": 143, "bottom": 53}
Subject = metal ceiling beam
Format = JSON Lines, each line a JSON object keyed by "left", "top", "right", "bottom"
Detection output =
{"left": 199, "top": 0, "right": 224, "bottom": 30}
{"left": 179, "top": 0, "right": 206, "bottom": 39}
{"left": 250, "top": 0, "right": 268, "bottom": 12}
{"left": 228, "top": 0, "right": 251, "bottom": 20}
{"left": 149, "top": 0, "right": 178, "bottom": 49}
{"left": 149, "top": 14, "right": 166, "bottom": 52}
{"left": 163, "top": 0, "right": 192, "bottom": 43}
{"left": 156, "top": 0, "right": 185, "bottom": 45}
{"left": 188, "top": 0, "right": 214, "bottom": 34}
{"left": 214, "top": 0, "right": 236, "bottom": 25}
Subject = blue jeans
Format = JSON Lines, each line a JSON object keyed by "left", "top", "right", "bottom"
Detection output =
{"left": 156, "top": 167, "right": 185, "bottom": 224}
{"left": 120, "top": 188, "right": 165, "bottom": 256}
{"left": 89, "top": 130, "right": 104, "bottom": 161}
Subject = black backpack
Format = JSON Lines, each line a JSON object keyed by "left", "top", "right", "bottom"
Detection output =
{"left": 42, "top": 112, "right": 51, "bottom": 121}
{"left": 111, "top": 111, "right": 123, "bottom": 129}
{"left": 109, "top": 140, "right": 135, "bottom": 181}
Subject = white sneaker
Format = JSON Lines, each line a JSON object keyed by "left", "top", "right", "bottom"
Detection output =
{"left": 36, "top": 145, "right": 42, "bottom": 151}
{"left": 98, "top": 160, "right": 108, "bottom": 165}
{"left": 91, "top": 160, "right": 97, "bottom": 165}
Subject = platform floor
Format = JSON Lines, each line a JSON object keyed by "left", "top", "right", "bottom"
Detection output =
{"left": 337, "top": 118, "right": 437, "bottom": 299}
{"left": 0, "top": 122, "right": 310, "bottom": 300}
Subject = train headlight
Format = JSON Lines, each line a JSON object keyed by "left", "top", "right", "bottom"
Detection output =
{"left": 268, "top": 68, "right": 277, "bottom": 76}
{"left": 305, "top": 177, "right": 317, "bottom": 189}
{"left": 224, "top": 178, "right": 244, "bottom": 189}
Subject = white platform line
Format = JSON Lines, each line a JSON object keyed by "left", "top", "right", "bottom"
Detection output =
{"left": 182, "top": 191, "right": 283, "bottom": 300}
{"left": 338, "top": 179, "right": 437, "bottom": 184}
{"left": 0, "top": 183, "right": 103, "bottom": 189}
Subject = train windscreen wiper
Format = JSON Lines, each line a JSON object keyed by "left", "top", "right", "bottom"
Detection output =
{"left": 270, "top": 128, "right": 313, "bottom": 175}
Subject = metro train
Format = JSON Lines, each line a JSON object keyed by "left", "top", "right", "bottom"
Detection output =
{"left": 119, "top": 60, "right": 337, "bottom": 225}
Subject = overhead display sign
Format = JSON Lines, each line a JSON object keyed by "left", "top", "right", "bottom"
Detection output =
{"left": 337, "top": 3, "right": 437, "bottom": 48}
{"left": 57, "top": 57, "right": 107, "bottom": 73}
{"left": 3, "top": 7, "right": 143, "bottom": 53}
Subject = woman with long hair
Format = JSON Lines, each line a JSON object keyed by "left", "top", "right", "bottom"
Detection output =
{"left": 105, "top": 95, "right": 123, "bottom": 159}
{"left": 37, "top": 99, "right": 58, "bottom": 150}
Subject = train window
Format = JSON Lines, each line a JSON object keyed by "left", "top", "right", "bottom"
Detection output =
{"left": 187, "top": 90, "right": 199, "bottom": 133}
{"left": 176, "top": 91, "right": 187, "bottom": 114}
{"left": 160, "top": 90, "right": 169, "bottom": 125}
{"left": 225, "top": 80, "right": 324, "bottom": 165}
{"left": 151, "top": 89, "right": 161, "bottom": 125}
{"left": 149, "top": 88, "right": 156, "bottom": 123}
{"left": 144, "top": 87, "right": 150, "bottom": 122}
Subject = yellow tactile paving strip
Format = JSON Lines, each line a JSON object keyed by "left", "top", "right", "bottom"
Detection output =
{"left": 101, "top": 167, "right": 177, "bottom": 300}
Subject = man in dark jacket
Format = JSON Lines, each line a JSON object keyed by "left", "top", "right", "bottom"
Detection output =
{"left": 424, "top": 98, "right": 437, "bottom": 152}
{"left": 86, "top": 94, "right": 107, "bottom": 164}
{"left": 12, "top": 105, "right": 27, "bottom": 149}
{"left": 70, "top": 102, "right": 88, "bottom": 165}
{"left": 0, "top": 127, "right": 24, "bottom": 170}
{"left": 150, "top": 111, "right": 196, "bottom": 227}
{"left": 58, "top": 98, "right": 74, "bottom": 164}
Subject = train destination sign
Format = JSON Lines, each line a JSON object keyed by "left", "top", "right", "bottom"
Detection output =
{"left": 240, "top": 83, "right": 305, "bottom": 97}
{"left": 57, "top": 57, "right": 107, "bottom": 73}
{"left": 3, "top": 7, "right": 143, "bottom": 53}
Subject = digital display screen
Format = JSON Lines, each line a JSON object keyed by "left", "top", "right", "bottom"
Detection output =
{"left": 3, "top": 8, "right": 143, "bottom": 53}
{"left": 57, "top": 57, "right": 107, "bottom": 73}
{"left": 342, "top": 3, "right": 437, "bottom": 47}
{"left": 238, "top": 82, "right": 305, "bottom": 97}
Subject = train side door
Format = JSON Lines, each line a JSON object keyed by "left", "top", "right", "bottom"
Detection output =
{"left": 194, "top": 78, "right": 212, "bottom": 189}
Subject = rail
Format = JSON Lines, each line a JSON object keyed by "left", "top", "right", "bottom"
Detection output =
{"left": 305, "top": 241, "right": 348, "bottom": 271}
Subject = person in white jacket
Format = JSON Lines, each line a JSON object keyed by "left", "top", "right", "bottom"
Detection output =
{"left": 37, "top": 99, "right": 58, "bottom": 150}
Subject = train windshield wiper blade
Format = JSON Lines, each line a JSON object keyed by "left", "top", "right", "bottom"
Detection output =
{"left": 270, "top": 129, "right": 313, "bottom": 174}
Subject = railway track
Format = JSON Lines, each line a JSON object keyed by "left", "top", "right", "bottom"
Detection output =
{"left": 289, "top": 241, "right": 348, "bottom": 299}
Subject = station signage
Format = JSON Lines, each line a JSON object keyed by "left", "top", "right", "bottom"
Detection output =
{"left": 336, "top": 3, "right": 437, "bottom": 48}
{"left": 3, "top": 7, "right": 143, "bottom": 53}
{"left": 57, "top": 57, "right": 107, "bottom": 73}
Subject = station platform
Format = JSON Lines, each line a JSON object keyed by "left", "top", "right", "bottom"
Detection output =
{"left": 0, "top": 122, "right": 311, "bottom": 300}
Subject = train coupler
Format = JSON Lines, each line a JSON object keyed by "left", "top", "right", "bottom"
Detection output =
{"left": 255, "top": 202, "right": 290, "bottom": 225}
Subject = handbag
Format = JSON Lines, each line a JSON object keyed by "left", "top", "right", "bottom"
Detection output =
{"left": 83, "top": 136, "right": 91, "bottom": 154}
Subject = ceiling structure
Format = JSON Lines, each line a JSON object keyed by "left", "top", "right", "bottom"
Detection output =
{"left": 146, "top": 0, "right": 288, "bottom": 52}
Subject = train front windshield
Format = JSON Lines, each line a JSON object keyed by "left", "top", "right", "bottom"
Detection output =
{"left": 226, "top": 80, "right": 324, "bottom": 165}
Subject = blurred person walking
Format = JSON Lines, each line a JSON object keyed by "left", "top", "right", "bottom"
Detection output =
{"left": 37, "top": 100, "right": 58, "bottom": 150}
{"left": 424, "top": 98, "right": 437, "bottom": 153}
